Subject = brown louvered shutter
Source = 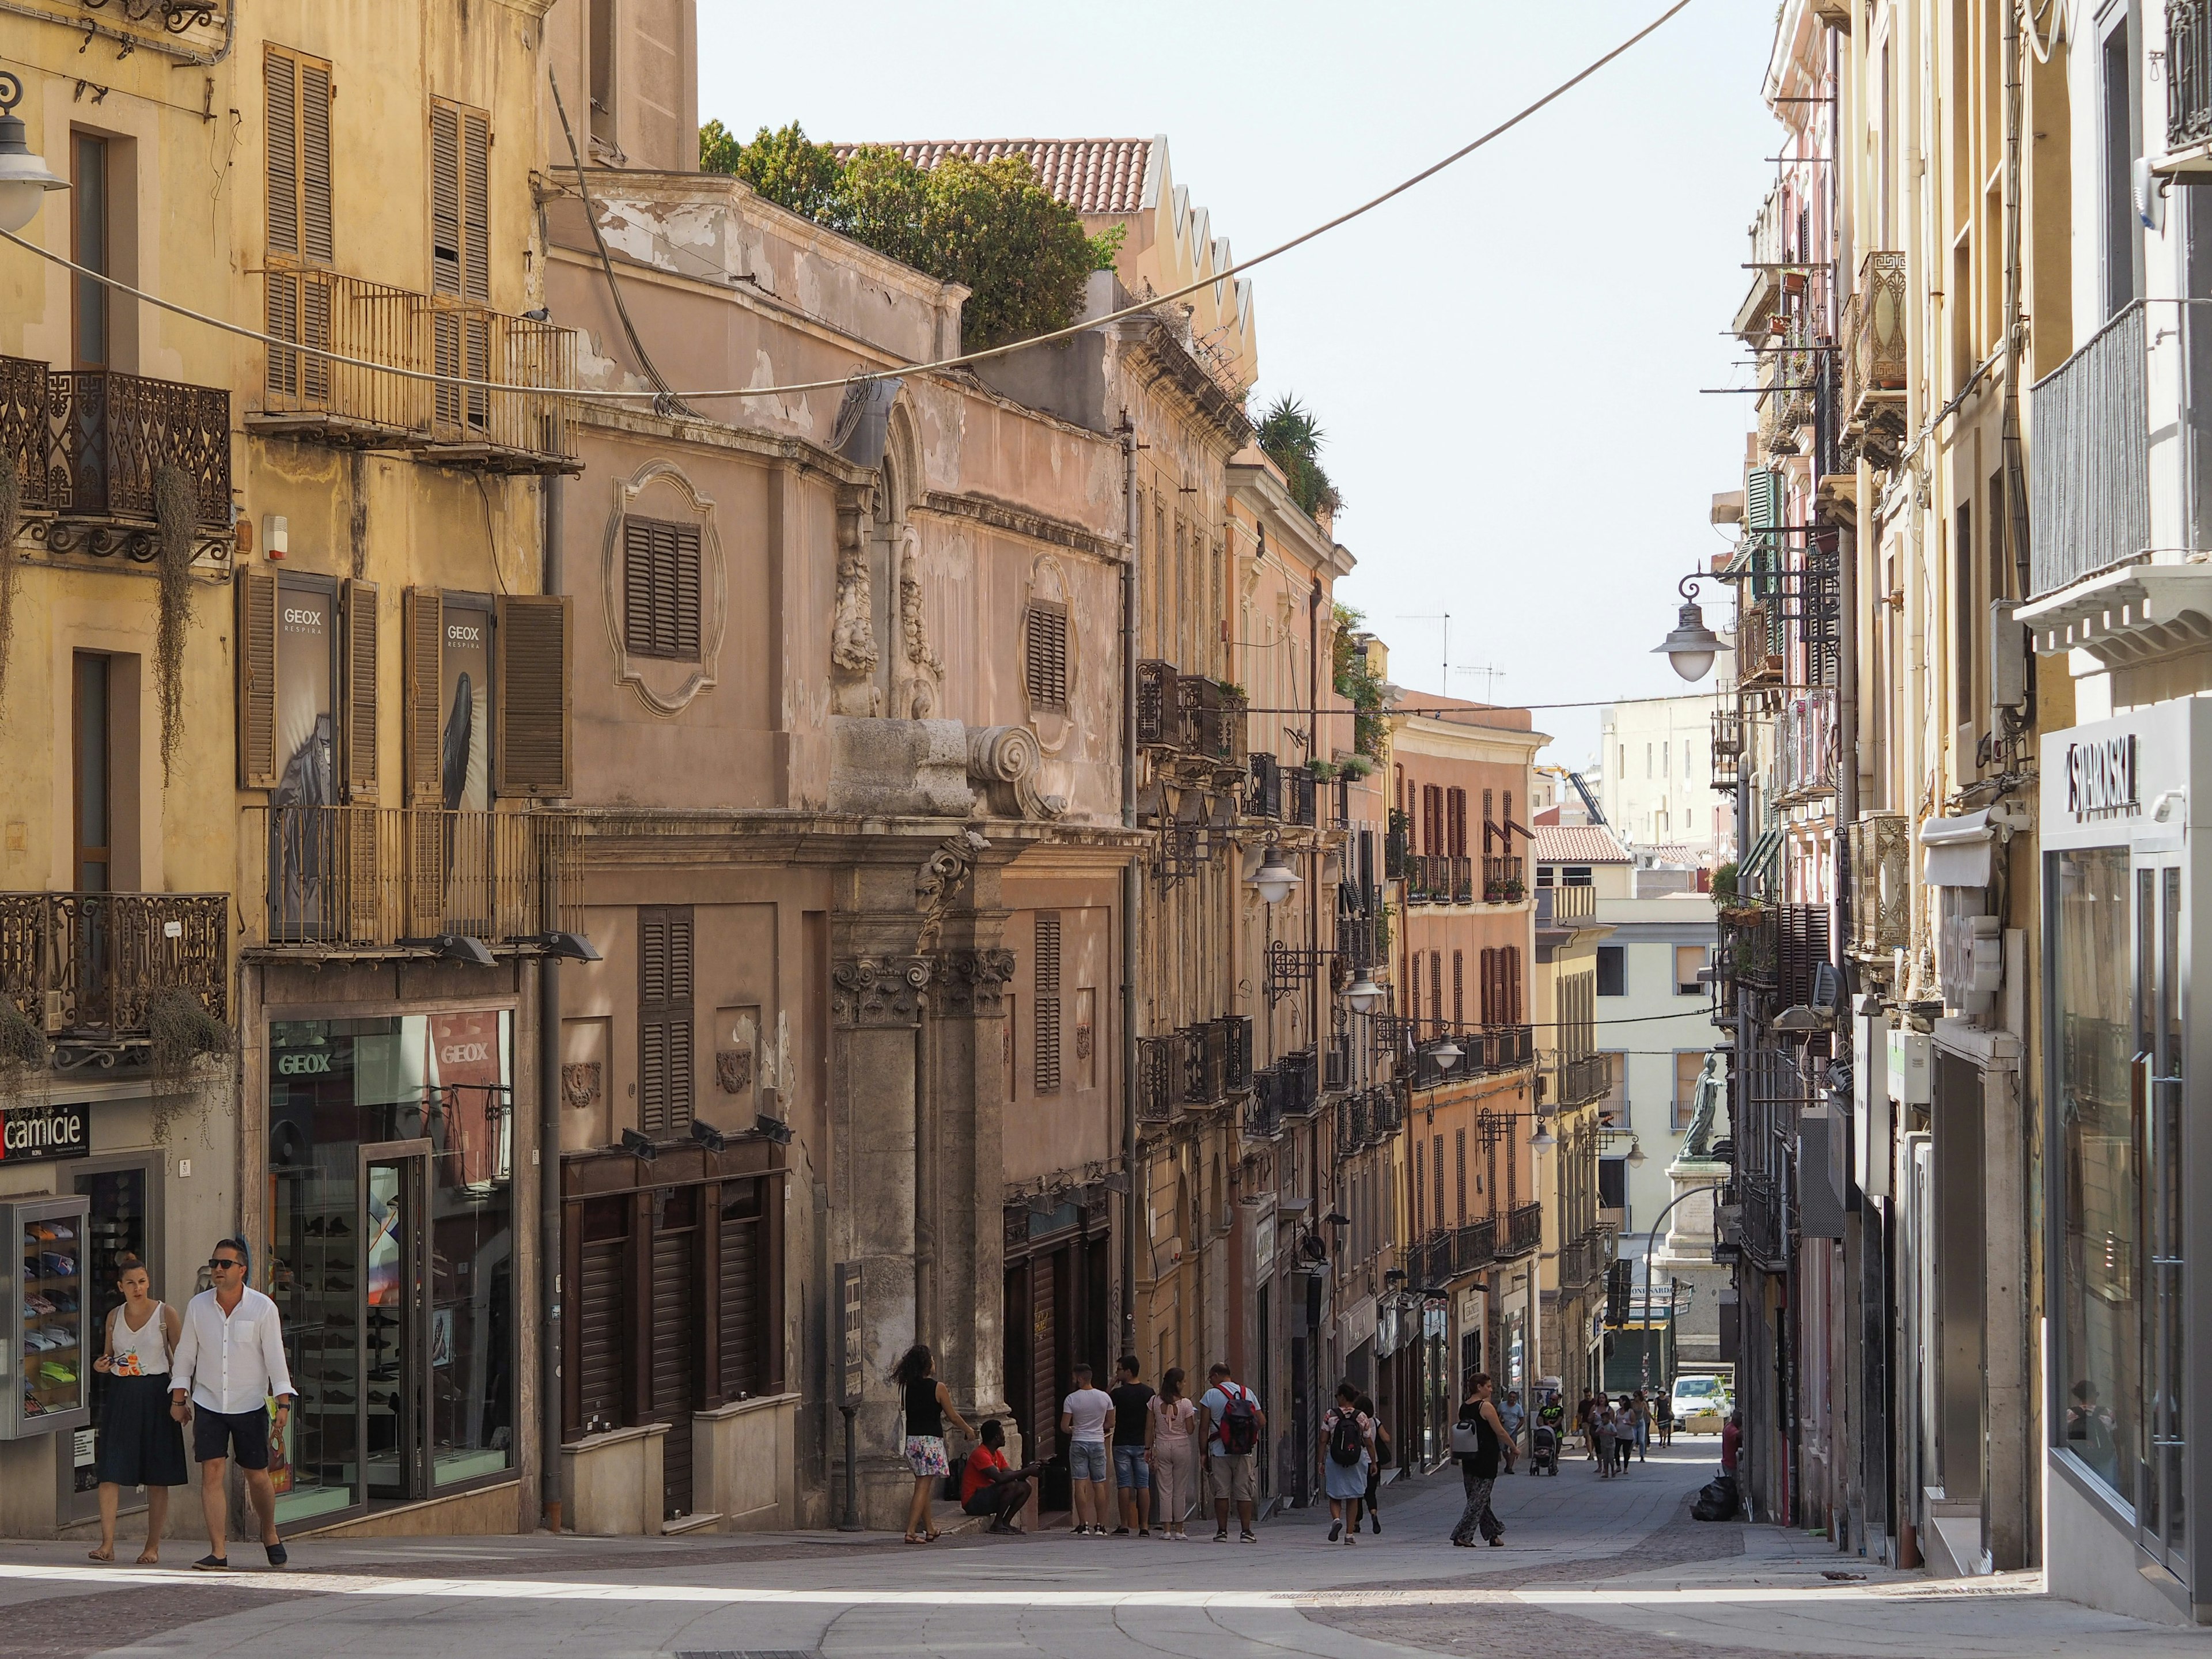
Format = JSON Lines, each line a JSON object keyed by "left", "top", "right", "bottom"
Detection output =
{"left": 1452, "top": 949, "right": 1464, "bottom": 1028}
{"left": 430, "top": 103, "right": 461, "bottom": 297}
{"left": 622, "top": 517, "right": 700, "bottom": 662}
{"left": 1479, "top": 948, "right": 1496, "bottom": 1025}
{"left": 1024, "top": 602, "right": 1068, "bottom": 711}
{"left": 463, "top": 111, "right": 490, "bottom": 301}
{"left": 1033, "top": 911, "right": 1062, "bottom": 1094}
{"left": 1505, "top": 946, "right": 1523, "bottom": 1024}
{"left": 341, "top": 579, "right": 378, "bottom": 801}
{"left": 265, "top": 51, "right": 298, "bottom": 257}
{"left": 402, "top": 588, "right": 443, "bottom": 805}
{"left": 300, "top": 60, "right": 332, "bottom": 263}
{"left": 718, "top": 1184, "right": 763, "bottom": 1399}
{"left": 1409, "top": 953, "right": 1421, "bottom": 1034}
{"left": 237, "top": 571, "right": 279, "bottom": 789}
{"left": 576, "top": 1236, "right": 624, "bottom": 1434}
{"left": 1429, "top": 950, "right": 1442, "bottom": 1025}
{"left": 638, "top": 906, "right": 695, "bottom": 1136}
{"left": 493, "top": 594, "right": 571, "bottom": 797}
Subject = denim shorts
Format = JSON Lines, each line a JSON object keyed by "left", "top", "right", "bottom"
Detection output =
{"left": 1069, "top": 1440, "right": 1108, "bottom": 1483}
{"left": 1113, "top": 1444, "right": 1151, "bottom": 1488}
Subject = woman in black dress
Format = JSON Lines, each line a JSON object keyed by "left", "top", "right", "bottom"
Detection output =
{"left": 87, "top": 1254, "right": 187, "bottom": 1563}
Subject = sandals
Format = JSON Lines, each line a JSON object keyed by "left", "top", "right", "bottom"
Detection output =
{"left": 903, "top": 1533, "right": 927, "bottom": 1545}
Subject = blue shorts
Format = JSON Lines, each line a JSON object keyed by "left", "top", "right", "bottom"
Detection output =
{"left": 191, "top": 1404, "right": 270, "bottom": 1471}
{"left": 1114, "top": 1444, "right": 1151, "bottom": 1488}
{"left": 1069, "top": 1440, "right": 1108, "bottom": 1483}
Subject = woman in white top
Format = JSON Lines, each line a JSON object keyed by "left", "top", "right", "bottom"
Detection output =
{"left": 1147, "top": 1368, "right": 1199, "bottom": 1539}
{"left": 88, "top": 1254, "right": 187, "bottom": 1563}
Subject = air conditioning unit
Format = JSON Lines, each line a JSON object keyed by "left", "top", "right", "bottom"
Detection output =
{"left": 1886, "top": 1025, "right": 1932, "bottom": 1107}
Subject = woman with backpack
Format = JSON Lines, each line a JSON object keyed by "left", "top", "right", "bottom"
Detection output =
{"left": 1321, "top": 1382, "right": 1373, "bottom": 1543}
{"left": 1449, "top": 1372, "right": 1512, "bottom": 1546}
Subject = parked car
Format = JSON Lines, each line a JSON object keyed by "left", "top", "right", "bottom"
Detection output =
{"left": 1671, "top": 1373, "right": 1730, "bottom": 1433}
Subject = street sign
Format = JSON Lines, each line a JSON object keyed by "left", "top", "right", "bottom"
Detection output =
{"left": 836, "top": 1262, "right": 863, "bottom": 1404}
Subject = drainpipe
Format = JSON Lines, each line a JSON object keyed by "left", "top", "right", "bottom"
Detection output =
{"left": 539, "top": 473, "right": 565, "bottom": 1532}
{"left": 1121, "top": 418, "right": 1141, "bottom": 1353}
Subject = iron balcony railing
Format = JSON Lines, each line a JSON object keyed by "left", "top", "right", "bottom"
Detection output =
{"left": 1139, "top": 1034, "right": 1181, "bottom": 1122}
{"left": 1848, "top": 812, "right": 1911, "bottom": 957}
{"left": 1481, "top": 855, "right": 1523, "bottom": 903}
{"left": 0, "top": 357, "right": 230, "bottom": 529}
{"left": 1336, "top": 1090, "right": 1369, "bottom": 1154}
{"left": 1502, "top": 1200, "right": 1543, "bottom": 1259}
{"left": 1369, "top": 1087, "right": 1403, "bottom": 1142}
{"left": 240, "top": 806, "right": 581, "bottom": 952}
{"left": 1535, "top": 882, "right": 1596, "bottom": 928}
{"left": 1277, "top": 1049, "right": 1319, "bottom": 1116}
{"left": 1539, "top": 1051, "right": 1612, "bottom": 1111}
{"left": 0, "top": 892, "right": 228, "bottom": 1041}
{"left": 1556, "top": 1226, "right": 1613, "bottom": 1292}
{"left": 1411, "top": 1217, "right": 1498, "bottom": 1286}
{"left": 253, "top": 268, "right": 578, "bottom": 472}
{"left": 1719, "top": 903, "right": 1779, "bottom": 990}
{"left": 1408, "top": 1024, "right": 1533, "bottom": 1090}
{"left": 1181, "top": 1021, "right": 1228, "bottom": 1105}
{"left": 1175, "top": 676, "right": 1248, "bottom": 767}
{"left": 1243, "top": 1077, "right": 1281, "bottom": 1139}
{"left": 2172, "top": 0, "right": 2212, "bottom": 152}
{"left": 1287, "top": 768, "right": 1317, "bottom": 828}
{"left": 2028, "top": 300, "right": 2151, "bottom": 600}
{"left": 1710, "top": 707, "right": 1744, "bottom": 792}
{"left": 1222, "top": 1013, "right": 1252, "bottom": 1091}
{"left": 1840, "top": 250, "right": 1907, "bottom": 461}
{"left": 1385, "top": 809, "right": 1409, "bottom": 878}
{"left": 1774, "top": 688, "right": 1838, "bottom": 804}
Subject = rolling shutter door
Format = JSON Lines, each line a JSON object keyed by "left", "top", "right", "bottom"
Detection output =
{"left": 650, "top": 1226, "right": 696, "bottom": 1519}
{"left": 575, "top": 1238, "right": 624, "bottom": 1436}
{"left": 1029, "top": 1255, "right": 1058, "bottom": 1466}
{"left": 718, "top": 1194, "right": 762, "bottom": 1400}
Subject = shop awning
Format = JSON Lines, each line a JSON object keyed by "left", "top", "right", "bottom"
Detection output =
{"left": 1922, "top": 809, "right": 1997, "bottom": 888}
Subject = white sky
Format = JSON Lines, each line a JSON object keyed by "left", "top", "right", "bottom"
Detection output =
{"left": 698, "top": 1, "right": 1779, "bottom": 766}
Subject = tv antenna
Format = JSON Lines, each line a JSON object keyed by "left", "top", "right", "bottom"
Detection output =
{"left": 1450, "top": 664, "right": 1507, "bottom": 702}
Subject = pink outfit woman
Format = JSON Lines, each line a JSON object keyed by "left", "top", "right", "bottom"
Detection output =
{"left": 1150, "top": 1394, "right": 1199, "bottom": 1530}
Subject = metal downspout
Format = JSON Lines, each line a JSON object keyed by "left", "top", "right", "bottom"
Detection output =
{"left": 1121, "top": 419, "right": 1141, "bottom": 1353}
{"left": 539, "top": 473, "right": 565, "bottom": 1532}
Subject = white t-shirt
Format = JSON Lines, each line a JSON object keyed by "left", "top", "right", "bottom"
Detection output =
{"left": 1063, "top": 1386, "right": 1113, "bottom": 1445}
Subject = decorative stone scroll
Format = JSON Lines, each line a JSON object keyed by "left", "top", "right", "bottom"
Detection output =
{"left": 935, "top": 948, "right": 1016, "bottom": 1015}
{"left": 830, "top": 956, "right": 932, "bottom": 1027}
{"left": 915, "top": 827, "right": 989, "bottom": 953}
{"left": 967, "top": 725, "right": 1069, "bottom": 821}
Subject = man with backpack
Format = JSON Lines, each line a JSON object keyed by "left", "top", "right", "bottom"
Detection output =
{"left": 1198, "top": 1362, "right": 1263, "bottom": 1543}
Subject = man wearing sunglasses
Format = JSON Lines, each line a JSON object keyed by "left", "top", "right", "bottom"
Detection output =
{"left": 168, "top": 1238, "right": 296, "bottom": 1570}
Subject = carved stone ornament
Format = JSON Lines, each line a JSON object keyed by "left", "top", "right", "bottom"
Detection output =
{"left": 715, "top": 1046, "right": 754, "bottom": 1096}
{"left": 936, "top": 948, "right": 1017, "bottom": 1014}
{"left": 896, "top": 527, "right": 944, "bottom": 719}
{"left": 560, "top": 1062, "right": 602, "bottom": 1109}
{"left": 966, "top": 725, "right": 1069, "bottom": 822}
{"left": 831, "top": 956, "right": 933, "bottom": 1027}
{"left": 830, "top": 484, "right": 881, "bottom": 714}
{"left": 915, "top": 827, "right": 990, "bottom": 952}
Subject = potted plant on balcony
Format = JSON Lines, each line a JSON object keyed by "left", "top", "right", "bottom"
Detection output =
{"left": 148, "top": 988, "right": 232, "bottom": 1143}
{"left": 1307, "top": 758, "right": 1338, "bottom": 781}
{"left": 1501, "top": 874, "right": 1527, "bottom": 903}
{"left": 0, "top": 1001, "right": 47, "bottom": 1109}
{"left": 1338, "top": 752, "right": 1375, "bottom": 779}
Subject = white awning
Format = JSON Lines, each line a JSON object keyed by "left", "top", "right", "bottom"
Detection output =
{"left": 1922, "top": 809, "right": 1996, "bottom": 888}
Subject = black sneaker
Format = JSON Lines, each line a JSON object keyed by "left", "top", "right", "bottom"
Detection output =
{"left": 1240, "top": 1530, "right": 1257, "bottom": 1543}
{"left": 1111, "top": 1527, "right": 1130, "bottom": 1536}
{"left": 1328, "top": 1520, "right": 1343, "bottom": 1541}
{"left": 1370, "top": 1513, "right": 1381, "bottom": 1535}
{"left": 1214, "top": 1529, "right": 1229, "bottom": 1543}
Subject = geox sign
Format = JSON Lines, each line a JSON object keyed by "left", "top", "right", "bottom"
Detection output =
{"left": 0, "top": 1100, "right": 89, "bottom": 1162}
{"left": 2066, "top": 734, "right": 2138, "bottom": 820}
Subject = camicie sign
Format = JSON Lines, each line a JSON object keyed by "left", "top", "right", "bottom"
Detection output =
{"left": 0, "top": 1100, "right": 90, "bottom": 1162}
{"left": 2066, "top": 734, "right": 2138, "bottom": 820}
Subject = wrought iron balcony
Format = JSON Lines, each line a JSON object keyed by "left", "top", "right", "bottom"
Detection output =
{"left": 1756, "top": 320, "right": 1817, "bottom": 457}
{"left": 1481, "top": 855, "right": 1523, "bottom": 903}
{"left": 1385, "top": 809, "right": 1409, "bottom": 878}
{"left": 1539, "top": 1051, "right": 1612, "bottom": 1111}
{"left": 1736, "top": 598, "right": 1785, "bottom": 687}
{"left": 1222, "top": 1013, "right": 1252, "bottom": 1092}
{"left": 1287, "top": 767, "right": 1317, "bottom": 828}
{"left": 1710, "top": 707, "right": 1744, "bottom": 792}
{"left": 1410, "top": 1217, "right": 1497, "bottom": 1286}
{"left": 1335, "top": 1090, "right": 1369, "bottom": 1155}
{"left": 1175, "top": 675, "right": 1248, "bottom": 767}
{"left": 250, "top": 268, "right": 578, "bottom": 474}
{"left": 0, "top": 357, "right": 232, "bottom": 564}
{"left": 1718, "top": 902, "right": 1778, "bottom": 990}
{"left": 2172, "top": 1, "right": 2212, "bottom": 153}
{"left": 1848, "top": 812, "right": 1910, "bottom": 958}
{"left": 1840, "top": 251, "right": 1907, "bottom": 465}
{"left": 0, "top": 892, "right": 228, "bottom": 1065}
{"left": 2025, "top": 301, "right": 2150, "bottom": 602}
{"left": 1243, "top": 1073, "right": 1282, "bottom": 1139}
{"left": 239, "top": 805, "right": 581, "bottom": 954}
{"left": 1501, "top": 1200, "right": 1543, "bottom": 1259}
{"left": 1773, "top": 688, "right": 1838, "bottom": 805}
{"left": 1535, "top": 882, "right": 1596, "bottom": 929}
{"left": 1139, "top": 1033, "right": 1181, "bottom": 1122}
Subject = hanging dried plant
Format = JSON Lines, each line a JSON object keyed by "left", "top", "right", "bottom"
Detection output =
{"left": 152, "top": 464, "right": 198, "bottom": 784}
{"left": 147, "top": 986, "right": 230, "bottom": 1145}
{"left": 0, "top": 454, "right": 19, "bottom": 719}
{"left": 0, "top": 998, "right": 48, "bottom": 1111}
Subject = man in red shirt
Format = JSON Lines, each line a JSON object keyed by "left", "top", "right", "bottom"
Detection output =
{"left": 1720, "top": 1411, "right": 1742, "bottom": 1476}
{"left": 960, "top": 1419, "right": 1041, "bottom": 1534}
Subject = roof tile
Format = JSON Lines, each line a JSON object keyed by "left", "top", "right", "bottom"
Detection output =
{"left": 1532, "top": 824, "right": 1634, "bottom": 865}
{"left": 828, "top": 139, "right": 1154, "bottom": 215}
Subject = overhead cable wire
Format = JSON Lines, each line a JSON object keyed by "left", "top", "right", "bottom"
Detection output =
{"left": 0, "top": 0, "right": 1695, "bottom": 404}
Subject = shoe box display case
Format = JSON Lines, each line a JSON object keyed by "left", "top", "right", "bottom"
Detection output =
{"left": 1, "top": 1197, "right": 93, "bottom": 1439}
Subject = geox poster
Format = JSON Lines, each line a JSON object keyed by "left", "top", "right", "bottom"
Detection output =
{"left": 440, "top": 605, "right": 493, "bottom": 810}
{"left": 271, "top": 586, "right": 334, "bottom": 931}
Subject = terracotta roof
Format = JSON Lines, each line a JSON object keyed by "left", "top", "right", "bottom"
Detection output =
{"left": 827, "top": 139, "right": 1156, "bottom": 215}
{"left": 1532, "top": 824, "right": 1633, "bottom": 865}
{"left": 1640, "top": 842, "right": 1707, "bottom": 867}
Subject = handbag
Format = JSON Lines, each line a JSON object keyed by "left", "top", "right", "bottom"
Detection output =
{"left": 1448, "top": 1418, "right": 1483, "bottom": 1457}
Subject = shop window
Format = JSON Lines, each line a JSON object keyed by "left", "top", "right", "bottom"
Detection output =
{"left": 638, "top": 906, "right": 696, "bottom": 1136}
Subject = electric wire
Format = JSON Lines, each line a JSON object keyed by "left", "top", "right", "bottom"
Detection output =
{"left": 0, "top": 0, "right": 1695, "bottom": 405}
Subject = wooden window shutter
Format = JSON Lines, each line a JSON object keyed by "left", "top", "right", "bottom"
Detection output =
{"left": 494, "top": 593, "right": 572, "bottom": 797}
{"left": 402, "top": 587, "right": 443, "bottom": 806}
{"left": 299, "top": 60, "right": 332, "bottom": 263}
{"left": 1409, "top": 953, "right": 1421, "bottom": 1032}
{"left": 1455, "top": 1128, "right": 1467, "bottom": 1222}
{"left": 236, "top": 571, "right": 279, "bottom": 789}
{"left": 1479, "top": 948, "right": 1495, "bottom": 1025}
{"left": 1506, "top": 946, "right": 1523, "bottom": 1025}
{"left": 265, "top": 50, "right": 298, "bottom": 258}
{"left": 1451, "top": 949, "right": 1464, "bottom": 1028}
{"left": 622, "top": 517, "right": 701, "bottom": 662}
{"left": 1429, "top": 950, "right": 1442, "bottom": 1025}
{"left": 1033, "top": 911, "right": 1062, "bottom": 1094}
{"left": 638, "top": 906, "right": 695, "bottom": 1136}
{"left": 463, "top": 112, "right": 490, "bottom": 301}
{"left": 430, "top": 103, "right": 461, "bottom": 297}
{"left": 341, "top": 579, "right": 378, "bottom": 801}
{"left": 1024, "top": 602, "right": 1068, "bottom": 711}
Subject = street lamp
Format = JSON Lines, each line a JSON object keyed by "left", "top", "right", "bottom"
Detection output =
{"left": 1652, "top": 575, "right": 1724, "bottom": 684}
{"left": 0, "top": 73, "right": 66, "bottom": 234}
{"left": 1248, "top": 840, "right": 1301, "bottom": 905}
{"left": 1531, "top": 1115, "right": 1556, "bottom": 1150}
{"left": 1430, "top": 1035, "right": 1462, "bottom": 1071}
{"left": 1344, "top": 969, "right": 1384, "bottom": 1014}
{"left": 1627, "top": 1137, "right": 1648, "bottom": 1169}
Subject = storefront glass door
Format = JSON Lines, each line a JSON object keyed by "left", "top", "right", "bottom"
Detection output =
{"left": 363, "top": 1145, "right": 428, "bottom": 1503}
{"left": 2137, "top": 860, "right": 2187, "bottom": 1576}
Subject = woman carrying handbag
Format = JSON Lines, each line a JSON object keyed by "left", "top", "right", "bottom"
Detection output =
{"left": 1448, "top": 1372, "right": 1512, "bottom": 1547}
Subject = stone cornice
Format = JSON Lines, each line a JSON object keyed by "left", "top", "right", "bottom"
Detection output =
{"left": 916, "top": 491, "right": 1126, "bottom": 563}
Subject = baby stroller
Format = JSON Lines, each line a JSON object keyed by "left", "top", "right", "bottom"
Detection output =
{"left": 1529, "top": 1422, "right": 1559, "bottom": 1476}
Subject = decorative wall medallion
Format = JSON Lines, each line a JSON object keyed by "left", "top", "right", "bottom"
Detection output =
{"left": 831, "top": 956, "right": 933, "bottom": 1026}
{"left": 560, "top": 1062, "right": 602, "bottom": 1109}
{"left": 715, "top": 1046, "right": 753, "bottom": 1095}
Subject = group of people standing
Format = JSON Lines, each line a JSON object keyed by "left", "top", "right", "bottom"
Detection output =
{"left": 78, "top": 1238, "right": 298, "bottom": 1570}
{"left": 1580, "top": 1390, "right": 1656, "bottom": 1478}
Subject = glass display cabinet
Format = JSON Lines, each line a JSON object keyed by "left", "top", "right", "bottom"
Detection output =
{"left": 1, "top": 1196, "right": 93, "bottom": 1439}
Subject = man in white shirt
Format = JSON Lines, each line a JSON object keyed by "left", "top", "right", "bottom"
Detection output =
{"left": 1058, "top": 1363, "right": 1115, "bottom": 1536}
{"left": 169, "top": 1238, "right": 296, "bottom": 1570}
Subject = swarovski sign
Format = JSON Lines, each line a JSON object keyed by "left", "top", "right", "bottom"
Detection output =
{"left": 2065, "top": 733, "right": 2138, "bottom": 819}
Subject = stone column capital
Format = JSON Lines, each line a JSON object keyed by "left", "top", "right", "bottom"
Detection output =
{"left": 831, "top": 955, "right": 933, "bottom": 1027}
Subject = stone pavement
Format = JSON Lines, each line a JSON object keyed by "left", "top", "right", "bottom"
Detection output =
{"left": 2, "top": 1440, "right": 2210, "bottom": 1657}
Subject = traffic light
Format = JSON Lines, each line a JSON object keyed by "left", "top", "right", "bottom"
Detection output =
{"left": 1606, "top": 1258, "right": 1632, "bottom": 1326}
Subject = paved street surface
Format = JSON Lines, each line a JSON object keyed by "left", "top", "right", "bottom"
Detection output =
{"left": 3, "top": 1442, "right": 2209, "bottom": 1658}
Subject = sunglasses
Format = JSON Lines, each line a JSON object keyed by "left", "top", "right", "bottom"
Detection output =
{"left": 209, "top": 1257, "right": 244, "bottom": 1271}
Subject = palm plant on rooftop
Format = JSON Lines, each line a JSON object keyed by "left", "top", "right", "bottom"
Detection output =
{"left": 1256, "top": 395, "right": 1344, "bottom": 524}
